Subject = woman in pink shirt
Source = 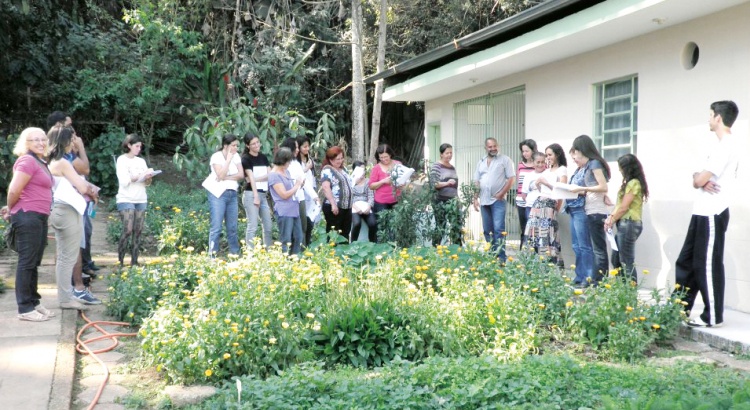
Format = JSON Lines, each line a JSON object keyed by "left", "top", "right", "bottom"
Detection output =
{"left": 368, "top": 144, "right": 401, "bottom": 242}
{"left": 1, "top": 128, "right": 54, "bottom": 322}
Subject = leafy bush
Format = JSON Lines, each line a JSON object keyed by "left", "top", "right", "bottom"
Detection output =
{"left": 87, "top": 126, "right": 126, "bottom": 196}
{"left": 194, "top": 356, "right": 750, "bottom": 409}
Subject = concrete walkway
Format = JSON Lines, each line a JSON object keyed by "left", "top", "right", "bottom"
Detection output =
{"left": 0, "top": 216, "right": 749, "bottom": 409}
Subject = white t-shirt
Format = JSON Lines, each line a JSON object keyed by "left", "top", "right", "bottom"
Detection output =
{"left": 116, "top": 155, "right": 148, "bottom": 204}
{"left": 288, "top": 160, "right": 317, "bottom": 202}
{"left": 693, "top": 134, "right": 739, "bottom": 216}
{"left": 521, "top": 171, "right": 544, "bottom": 208}
{"left": 209, "top": 151, "right": 243, "bottom": 192}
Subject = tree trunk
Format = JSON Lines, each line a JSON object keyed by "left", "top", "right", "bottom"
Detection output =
{"left": 350, "top": 0, "right": 366, "bottom": 161}
{"left": 368, "top": 0, "right": 387, "bottom": 164}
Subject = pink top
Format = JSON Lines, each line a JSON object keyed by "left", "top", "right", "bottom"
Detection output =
{"left": 369, "top": 161, "right": 401, "bottom": 204}
{"left": 11, "top": 155, "right": 53, "bottom": 216}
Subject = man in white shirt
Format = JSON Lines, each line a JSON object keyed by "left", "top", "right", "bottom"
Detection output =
{"left": 676, "top": 100, "right": 739, "bottom": 328}
{"left": 473, "top": 137, "right": 516, "bottom": 261}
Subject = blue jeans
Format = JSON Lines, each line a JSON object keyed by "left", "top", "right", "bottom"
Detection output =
{"left": 243, "top": 190, "right": 273, "bottom": 248}
{"left": 208, "top": 189, "right": 240, "bottom": 255}
{"left": 480, "top": 200, "right": 507, "bottom": 261}
{"left": 587, "top": 213, "right": 609, "bottom": 283}
{"left": 568, "top": 206, "right": 593, "bottom": 284}
{"left": 12, "top": 211, "right": 48, "bottom": 314}
{"left": 277, "top": 215, "right": 303, "bottom": 255}
{"left": 612, "top": 219, "right": 643, "bottom": 281}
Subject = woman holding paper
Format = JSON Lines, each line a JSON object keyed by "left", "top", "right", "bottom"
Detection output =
{"left": 268, "top": 147, "right": 305, "bottom": 254}
{"left": 116, "top": 133, "right": 152, "bottom": 266}
{"left": 241, "top": 133, "right": 273, "bottom": 248}
{"left": 321, "top": 146, "right": 353, "bottom": 241}
{"left": 430, "top": 143, "right": 462, "bottom": 246}
{"left": 205, "top": 134, "right": 244, "bottom": 256}
{"left": 604, "top": 154, "right": 648, "bottom": 282}
{"left": 369, "top": 144, "right": 401, "bottom": 242}
{"left": 524, "top": 143, "right": 567, "bottom": 263}
{"left": 568, "top": 135, "right": 611, "bottom": 285}
{"left": 350, "top": 160, "right": 376, "bottom": 242}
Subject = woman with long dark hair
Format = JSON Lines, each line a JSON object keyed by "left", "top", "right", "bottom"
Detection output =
{"left": 297, "top": 136, "right": 318, "bottom": 245}
{"left": 115, "top": 133, "right": 151, "bottom": 266}
{"left": 516, "top": 139, "right": 537, "bottom": 247}
{"left": 605, "top": 154, "right": 649, "bottom": 281}
{"left": 205, "top": 134, "right": 244, "bottom": 256}
{"left": 241, "top": 133, "right": 273, "bottom": 248}
{"left": 48, "top": 126, "right": 102, "bottom": 308}
{"left": 281, "top": 137, "right": 317, "bottom": 248}
{"left": 569, "top": 135, "right": 611, "bottom": 285}
{"left": 2, "top": 128, "right": 54, "bottom": 320}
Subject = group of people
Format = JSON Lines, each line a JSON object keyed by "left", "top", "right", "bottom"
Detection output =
{"left": 205, "top": 133, "right": 406, "bottom": 256}
{"left": 476, "top": 100, "right": 738, "bottom": 328}
{"left": 476, "top": 134, "right": 649, "bottom": 285}
{"left": 5, "top": 111, "right": 153, "bottom": 322}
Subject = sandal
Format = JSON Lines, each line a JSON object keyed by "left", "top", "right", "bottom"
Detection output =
{"left": 18, "top": 310, "right": 50, "bottom": 322}
{"left": 35, "top": 305, "right": 56, "bottom": 318}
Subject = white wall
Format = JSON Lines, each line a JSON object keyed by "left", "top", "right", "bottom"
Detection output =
{"left": 424, "top": 2, "right": 750, "bottom": 312}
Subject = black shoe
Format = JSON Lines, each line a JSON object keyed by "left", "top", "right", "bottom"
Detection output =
{"left": 89, "top": 263, "right": 102, "bottom": 271}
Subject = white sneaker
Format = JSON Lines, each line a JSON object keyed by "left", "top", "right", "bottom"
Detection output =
{"left": 688, "top": 317, "right": 723, "bottom": 328}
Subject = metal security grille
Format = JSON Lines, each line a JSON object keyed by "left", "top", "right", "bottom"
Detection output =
{"left": 453, "top": 87, "right": 526, "bottom": 243}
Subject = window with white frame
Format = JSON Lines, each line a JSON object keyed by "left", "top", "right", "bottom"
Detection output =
{"left": 594, "top": 76, "right": 638, "bottom": 161}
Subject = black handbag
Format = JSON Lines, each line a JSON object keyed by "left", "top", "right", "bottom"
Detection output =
{"left": 4, "top": 222, "right": 17, "bottom": 252}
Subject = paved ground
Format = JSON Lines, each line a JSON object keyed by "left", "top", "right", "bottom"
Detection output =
{"left": 0, "top": 213, "right": 749, "bottom": 409}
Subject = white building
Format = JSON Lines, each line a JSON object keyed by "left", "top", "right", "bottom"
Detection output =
{"left": 368, "top": 0, "right": 750, "bottom": 312}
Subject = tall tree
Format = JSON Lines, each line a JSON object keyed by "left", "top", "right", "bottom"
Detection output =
{"left": 368, "top": 0, "right": 387, "bottom": 162}
{"left": 350, "top": 0, "right": 366, "bottom": 161}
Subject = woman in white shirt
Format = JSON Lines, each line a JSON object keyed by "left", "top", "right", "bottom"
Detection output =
{"left": 115, "top": 134, "right": 152, "bottom": 266}
{"left": 205, "top": 134, "right": 244, "bottom": 255}
{"left": 49, "top": 126, "right": 102, "bottom": 307}
{"left": 280, "top": 138, "right": 317, "bottom": 248}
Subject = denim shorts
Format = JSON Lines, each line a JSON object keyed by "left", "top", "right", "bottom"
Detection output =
{"left": 117, "top": 202, "right": 147, "bottom": 211}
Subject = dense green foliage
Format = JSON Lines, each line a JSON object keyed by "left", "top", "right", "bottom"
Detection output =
{"left": 194, "top": 357, "right": 750, "bottom": 409}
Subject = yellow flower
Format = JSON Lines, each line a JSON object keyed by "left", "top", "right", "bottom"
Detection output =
{"left": 626, "top": 306, "right": 633, "bottom": 312}
{"left": 223, "top": 353, "right": 231, "bottom": 359}
{"left": 205, "top": 369, "right": 213, "bottom": 377}
{"left": 639, "top": 316, "right": 646, "bottom": 321}
{"left": 282, "top": 322, "right": 290, "bottom": 329}
{"left": 573, "top": 289, "right": 583, "bottom": 295}
{"left": 269, "top": 337, "right": 277, "bottom": 345}
{"left": 232, "top": 342, "right": 239, "bottom": 347}
{"left": 306, "top": 313, "right": 315, "bottom": 319}
{"left": 642, "top": 269, "right": 650, "bottom": 275}
{"left": 278, "top": 314, "right": 285, "bottom": 320}
{"left": 565, "top": 300, "right": 574, "bottom": 308}
{"left": 604, "top": 284, "right": 611, "bottom": 289}
{"left": 609, "top": 269, "right": 619, "bottom": 276}
{"left": 674, "top": 284, "right": 681, "bottom": 290}
{"left": 652, "top": 324, "right": 661, "bottom": 330}
{"left": 501, "top": 231, "right": 508, "bottom": 236}
{"left": 570, "top": 264, "right": 576, "bottom": 269}
{"left": 538, "top": 304, "right": 546, "bottom": 309}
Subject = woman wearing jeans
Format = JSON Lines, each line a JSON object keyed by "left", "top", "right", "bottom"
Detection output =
{"left": 569, "top": 135, "right": 611, "bottom": 285}
{"left": 268, "top": 148, "right": 305, "bottom": 254}
{"left": 2, "top": 128, "right": 54, "bottom": 321}
{"left": 605, "top": 154, "right": 648, "bottom": 282}
{"left": 241, "top": 133, "right": 273, "bottom": 248}
{"left": 205, "top": 134, "right": 244, "bottom": 256}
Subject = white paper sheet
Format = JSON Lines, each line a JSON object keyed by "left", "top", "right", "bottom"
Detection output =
{"left": 253, "top": 166, "right": 268, "bottom": 191}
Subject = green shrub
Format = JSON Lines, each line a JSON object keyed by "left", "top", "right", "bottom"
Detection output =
{"left": 194, "top": 356, "right": 750, "bottom": 409}
{"left": 87, "top": 126, "right": 126, "bottom": 197}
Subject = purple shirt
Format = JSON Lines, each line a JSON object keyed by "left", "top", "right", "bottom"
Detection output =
{"left": 268, "top": 170, "right": 299, "bottom": 217}
{"left": 11, "top": 154, "right": 53, "bottom": 215}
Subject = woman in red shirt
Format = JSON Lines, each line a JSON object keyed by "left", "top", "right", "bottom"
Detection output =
{"left": 368, "top": 144, "right": 401, "bottom": 242}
